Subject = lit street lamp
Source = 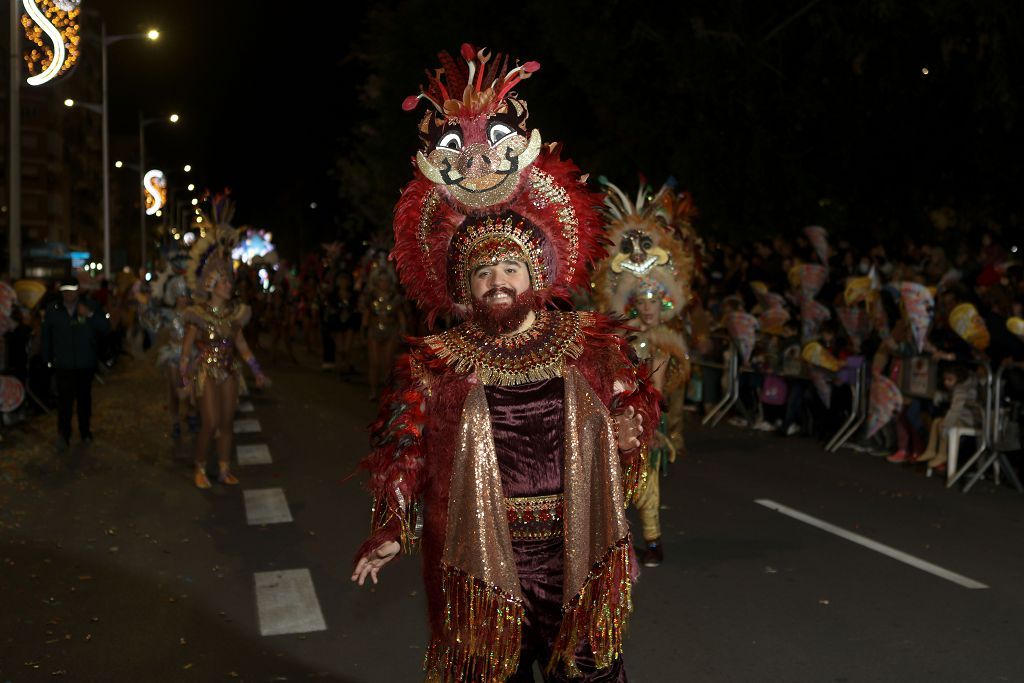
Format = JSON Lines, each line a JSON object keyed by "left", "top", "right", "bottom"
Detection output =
{"left": 63, "top": 21, "right": 161, "bottom": 274}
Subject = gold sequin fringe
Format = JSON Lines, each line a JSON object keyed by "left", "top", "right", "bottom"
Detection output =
{"left": 425, "top": 311, "right": 587, "bottom": 386}
{"left": 547, "top": 538, "right": 633, "bottom": 678}
{"left": 369, "top": 492, "right": 417, "bottom": 553}
{"left": 433, "top": 345, "right": 574, "bottom": 387}
{"left": 424, "top": 564, "right": 524, "bottom": 682}
{"left": 623, "top": 445, "right": 650, "bottom": 507}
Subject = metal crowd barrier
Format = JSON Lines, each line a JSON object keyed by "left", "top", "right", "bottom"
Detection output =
{"left": 959, "top": 361, "right": 1023, "bottom": 494}
{"left": 825, "top": 362, "right": 867, "bottom": 452}
{"left": 698, "top": 345, "right": 738, "bottom": 427}
{"left": 689, "top": 341, "right": 1022, "bottom": 495}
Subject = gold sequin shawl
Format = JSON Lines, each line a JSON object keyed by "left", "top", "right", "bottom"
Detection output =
{"left": 424, "top": 365, "right": 633, "bottom": 681}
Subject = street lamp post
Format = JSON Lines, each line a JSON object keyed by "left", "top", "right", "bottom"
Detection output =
{"left": 8, "top": 0, "right": 22, "bottom": 277}
{"left": 66, "top": 22, "right": 159, "bottom": 274}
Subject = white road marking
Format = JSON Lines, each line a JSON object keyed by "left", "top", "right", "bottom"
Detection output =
{"left": 237, "top": 443, "right": 273, "bottom": 466}
{"left": 254, "top": 569, "right": 327, "bottom": 636}
{"left": 754, "top": 499, "right": 989, "bottom": 590}
{"left": 237, "top": 400, "right": 255, "bottom": 413}
{"left": 244, "top": 488, "right": 293, "bottom": 525}
{"left": 233, "top": 418, "right": 262, "bottom": 434}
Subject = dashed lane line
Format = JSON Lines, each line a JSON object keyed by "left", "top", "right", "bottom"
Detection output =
{"left": 755, "top": 499, "right": 988, "bottom": 590}
{"left": 244, "top": 488, "right": 294, "bottom": 525}
{"left": 233, "top": 418, "right": 262, "bottom": 434}
{"left": 254, "top": 569, "right": 327, "bottom": 636}
{"left": 237, "top": 443, "right": 273, "bottom": 466}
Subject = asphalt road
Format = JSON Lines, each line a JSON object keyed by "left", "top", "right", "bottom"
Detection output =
{"left": 3, "top": 351, "right": 1024, "bottom": 682}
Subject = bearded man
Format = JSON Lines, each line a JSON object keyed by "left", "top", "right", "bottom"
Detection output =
{"left": 351, "top": 44, "right": 659, "bottom": 682}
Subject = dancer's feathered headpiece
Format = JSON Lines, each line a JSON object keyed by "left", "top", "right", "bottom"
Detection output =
{"left": 186, "top": 193, "right": 239, "bottom": 299}
{"left": 593, "top": 179, "right": 698, "bottom": 322}
{"left": 393, "top": 43, "right": 605, "bottom": 324}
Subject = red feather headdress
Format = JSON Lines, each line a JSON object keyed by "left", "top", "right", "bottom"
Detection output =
{"left": 393, "top": 44, "right": 605, "bottom": 325}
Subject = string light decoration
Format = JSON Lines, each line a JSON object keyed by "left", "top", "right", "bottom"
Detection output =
{"left": 21, "top": 0, "right": 82, "bottom": 86}
{"left": 143, "top": 169, "right": 167, "bottom": 216}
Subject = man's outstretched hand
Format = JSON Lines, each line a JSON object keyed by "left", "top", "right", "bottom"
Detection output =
{"left": 614, "top": 405, "right": 644, "bottom": 451}
{"left": 351, "top": 541, "right": 401, "bottom": 586}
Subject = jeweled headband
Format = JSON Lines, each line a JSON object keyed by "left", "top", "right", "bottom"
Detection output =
{"left": 626, "top": 277, "right": 674, "bottom": 314}
{"left": 447, "top": 213, "right": 552, "bottom": 306}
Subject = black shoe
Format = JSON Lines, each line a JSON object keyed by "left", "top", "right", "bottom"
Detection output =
{"left": 56, "top": 436, "right": 70, "bottom": 453}
{"left": 641, "top": 540, "right": 663, "bottom": 567}
{"left": 81, "top": 434, "right": 94, "bottom": 446}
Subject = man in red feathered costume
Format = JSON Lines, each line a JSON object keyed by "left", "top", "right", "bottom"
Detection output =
{"left": 351, "top": 44, "right": 660, "bottom": 682}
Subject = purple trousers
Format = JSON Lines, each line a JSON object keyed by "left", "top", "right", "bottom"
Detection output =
{"left": 507, "top": 536, "right": 627, "bottom": 682}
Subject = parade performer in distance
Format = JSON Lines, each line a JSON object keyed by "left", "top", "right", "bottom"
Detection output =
{"left": 350, "top": 44, "right": 659, "bottom": 682}
{"left": 594, "top": 180, "right": 697, "bottom": 567}
{"left": 142, "top": 246, "right": 197, "bottom": 438}
{"left": 179, "top": 196, "right": 268, "bottom": 489}
{"left": 358, "top": 250, "right": 406, "bottom": 401}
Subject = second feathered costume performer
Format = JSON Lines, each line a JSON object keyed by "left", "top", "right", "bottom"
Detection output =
{"left": 594, "top": 178, "right": 701, "bottom": 566}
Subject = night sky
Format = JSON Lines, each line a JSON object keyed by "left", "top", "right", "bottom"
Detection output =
{"left": 85, "top": 0, "right": 1023, "bottom": 259}
{"left": 92, "top": 0, "right": 360, "bottom": 251}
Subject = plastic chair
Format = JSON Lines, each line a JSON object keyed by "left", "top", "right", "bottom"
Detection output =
{"left": 945, "top": 426, "right": 978, "bottom": 484}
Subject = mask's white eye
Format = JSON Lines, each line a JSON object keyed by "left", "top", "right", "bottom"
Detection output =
{"left": 488, "top": 123, "right": 514, "bottom": 145}
{"left": 438, "top": 132, "right": 462, "bottom": 151}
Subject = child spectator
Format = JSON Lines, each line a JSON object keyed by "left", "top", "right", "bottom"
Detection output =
{"left": 921, "top": 364, "right": 983, "bottom": 471}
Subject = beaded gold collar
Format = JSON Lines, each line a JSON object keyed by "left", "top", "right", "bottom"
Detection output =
{"left": 425, "top": 310, "right": 589, "bottom": 386}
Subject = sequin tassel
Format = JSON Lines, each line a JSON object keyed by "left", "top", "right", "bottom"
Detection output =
{"left": 369, "top": 490, "right": 418, "bottom": 553}
{"left": 622, "top": 444, "right": 650, "bottom": 507}
{"left": 424, "top": 564, "right": 524, "bottom": 682}
{"left": 546, "top": 538, "right": 634, "bottom": 678}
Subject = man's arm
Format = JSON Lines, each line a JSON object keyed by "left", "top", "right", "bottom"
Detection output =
{"left": 351, "top": 353, "right": 428, "bottom": 584}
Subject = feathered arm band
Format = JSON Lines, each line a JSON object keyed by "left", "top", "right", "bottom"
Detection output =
{"left": 353, "top": 354, "right": 428, "bottom": 565}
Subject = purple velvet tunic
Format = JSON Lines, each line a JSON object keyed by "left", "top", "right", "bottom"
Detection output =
{"left": 485, "top": 377, "right": 565, "bottom": 498}
{"left": 485, "top": 378, "right": 626, "bottom": 681}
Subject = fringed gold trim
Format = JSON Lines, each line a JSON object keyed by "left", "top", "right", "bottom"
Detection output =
{"left": 426, "top": 311, "right": 586, "bottom": 386}
{"left": 623, "top": 444, "right": 650, "bottom": 507}
{"left": 424, "top": 564, "right": 524, "bottom": 683}
{"left": 369, "top": 487, "right": 418, "bottom": 553}
{"left": 547, "top": 539, "right": 634, "bottom": 678}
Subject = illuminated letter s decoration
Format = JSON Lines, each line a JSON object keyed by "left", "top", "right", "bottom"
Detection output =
{"left": 144, "top": 170, "right": 167, "bottom": 216}
{"left": 22, "top": 0, "right": 81, "bottom": 86}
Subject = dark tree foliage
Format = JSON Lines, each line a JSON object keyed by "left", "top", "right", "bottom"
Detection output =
{"left": 337, "top": 0, "right": 1022, "bottom": 245}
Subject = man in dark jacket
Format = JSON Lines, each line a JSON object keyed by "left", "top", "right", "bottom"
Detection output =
{"left": 41, "top": 278, "right": 110, "bottom": 450}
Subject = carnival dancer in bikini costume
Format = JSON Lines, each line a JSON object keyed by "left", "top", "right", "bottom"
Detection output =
{"left": 180, "top": 196, "right": 268, "bottom": 489}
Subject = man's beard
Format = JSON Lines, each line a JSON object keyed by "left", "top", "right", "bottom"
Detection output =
{"left": 471, "top": 287, "right": 539, "bottom": 336}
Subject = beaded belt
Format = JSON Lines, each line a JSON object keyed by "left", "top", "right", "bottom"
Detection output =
{"left": 506, "top": 494, "right": 564, "bottom": 540}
